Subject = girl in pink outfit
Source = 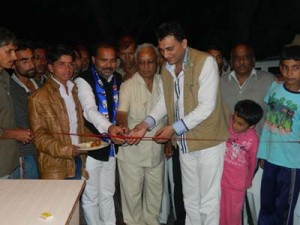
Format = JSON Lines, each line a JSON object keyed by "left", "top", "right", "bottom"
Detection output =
{"left": 220, "top": 99, "right": 263, "bottom": 225}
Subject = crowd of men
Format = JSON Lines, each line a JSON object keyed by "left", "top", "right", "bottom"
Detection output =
{"left": 0, "top": 21, "right": 300, "bottom": 225}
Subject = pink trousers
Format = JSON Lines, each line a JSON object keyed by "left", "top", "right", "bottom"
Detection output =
{"left": 220, "top": 187, "right": 245, "bottom": 225}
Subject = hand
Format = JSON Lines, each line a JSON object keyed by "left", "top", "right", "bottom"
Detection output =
{"left": 118, "top": 124, "right": 130, "bottom": 136}
{"left": 127, "top": 122, "right": 148, "bottom": 145}
{"left": 118, "top": 125, "right": 130, "bottom": 145}
{"left": 108, "top": 125, "right": 126, "bottom": 145}
{"left": 72, "top": 145, "right": 81, "bottom": 157}
{"left": 259, "top": 159, "right": 265, "bottom": 169}
{"left": 164, "top": 141, "right": 173, "bottom": 159}
{"left": 153, "top": 125, "right": 175, "bottom": 144}
{"left": 14, "top": 129, "right": 33, "bottom": 144}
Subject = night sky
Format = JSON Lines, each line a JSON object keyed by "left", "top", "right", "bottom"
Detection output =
{"left": 2, "top": 0, "right": 300, "bottom": 59}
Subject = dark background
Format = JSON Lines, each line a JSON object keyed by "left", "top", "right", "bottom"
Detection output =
{"left": 2, "top": 0, "right": 300, "bottom": 60}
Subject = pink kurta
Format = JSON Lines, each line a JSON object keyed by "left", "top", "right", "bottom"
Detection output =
{"left": 220, "top": 119, "right": 259, "bottom": 225}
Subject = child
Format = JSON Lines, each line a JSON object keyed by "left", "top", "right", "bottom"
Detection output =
{"left": 220, "top": 99, "right": 263, "bottom": 225}
{"left": 257, "top": 45, "right": 300, "bottom": 225}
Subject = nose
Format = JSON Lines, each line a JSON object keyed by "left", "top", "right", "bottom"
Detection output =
{"left": 11, "top": 51, "right": 17, "bottom": 61}
{"left": 286, "top": 68, "right": 293, "bottom": 77}
{"left": 124, "top": 54, "right": 130, "bottom": 61}
{"left": 107, "top": 60, "right": 112, "bottom": 67}
{"left": 162, "top": 51, "right": 171, "bottom": 60}
{"left": 29, "top": 58, "right": 35, "bottom": 69}
{"left": 66, "top": 64, "right": 73, "bottom": 73}
{"left": 144, "top": 61, "right": 150, "bottom": 69}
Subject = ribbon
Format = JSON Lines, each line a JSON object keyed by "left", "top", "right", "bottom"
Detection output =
{"left": 29, "top": 132, "right": 300, "bottom": 143}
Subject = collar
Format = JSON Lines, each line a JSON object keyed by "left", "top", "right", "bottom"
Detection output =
{"left": 100, "top": 74, "right": 114, "bottom": 83}
{"left": 228, "top": 68, "right": 257, "bottom": 81}
{"left": 11, "top": 73, "right": 39, "bottom": 93}
{"left": 52, "top": 76, "right": 75, "bottom": 93}
{"left": 135, "top": 71, "right": 158, "bottom": 85}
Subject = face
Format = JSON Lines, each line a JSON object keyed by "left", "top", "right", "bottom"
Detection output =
{"left": 207, "top": 49, "right": 224, "bottom": 73}
{"left": 33, "top": 48, "right": 47, "bottom": 75}
{"left": 118, "top": 43, "right": 136, "bottom": 69}
{"left": 73, "top": 50, "right": 82, "bottom": 76}
{"left": 231, "top": 45, "right": 255, "bottom": 77}
{"left": 232, "top": 113, "right": 250, "bottom": 133}
{"left": 79, "top": 49, "right": 90, "bottom": 71}
{"left": 158, "top": 35, "right": 187, "bottom": 65}
{"left": 280, "top": 59, "right": 300, "bottom": 91}
{"left": 92, "top": 47, "right": 117, "bottom": 79}
{"left": 13, "top": 48, "right": 36, "bottom": 78}
{"left": 48, "top": 55, "right": 75, "bottom": 85}
{"left": 137, "top": 47, "right": 157, "bottom": 79}
{"left": 0, "top": 43, "right": 17, "bottom": 70}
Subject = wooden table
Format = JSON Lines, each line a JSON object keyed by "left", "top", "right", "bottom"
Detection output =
{"left": 0, "top": 179, "right": 85, "bottom": 225}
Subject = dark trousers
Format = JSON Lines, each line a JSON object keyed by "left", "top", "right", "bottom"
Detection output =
{"left": 258, "top": 161, "right": 300, "bottom": 225}
{"left": 66, "top": 156, "right": 82, "bottom": 180}
{"left": 172, "top": 146, "right": 186, "bottom": 225}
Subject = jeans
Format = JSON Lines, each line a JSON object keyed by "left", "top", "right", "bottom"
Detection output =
{"left": 10, "top": 155, "right": 39, "bottom": 179}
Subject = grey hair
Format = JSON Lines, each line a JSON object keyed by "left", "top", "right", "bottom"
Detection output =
{"left": 135, "top": 43, "right": 159, "bottom": 62}
{"left": 0, "top": 26, "right": 16, "bottom": 47}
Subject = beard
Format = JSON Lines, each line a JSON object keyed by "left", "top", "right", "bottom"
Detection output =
{"left": 17, "top": 68, "right": 36, "bottom": 79}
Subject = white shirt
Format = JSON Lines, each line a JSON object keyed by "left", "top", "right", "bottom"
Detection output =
{"left": 228, "top": 68, "right": 258, "bottom": 89}
{"left": 74, "top": 77, "right": 113, "bottom": 134}
{"left": 145, "top": 49, "right": 219, "bottom": 153}
{"left": 117, "top": 72, "right": 165, "bottom": 166}
{"left": 11, "top": 74, "right": 39, "bottom": 93}
{"left": 53, "top": 78, "right": 79, "bottom": 145}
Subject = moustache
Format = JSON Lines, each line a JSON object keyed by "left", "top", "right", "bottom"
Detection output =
{"left": 102, "top": 67, "right": 113, "bottom": 71}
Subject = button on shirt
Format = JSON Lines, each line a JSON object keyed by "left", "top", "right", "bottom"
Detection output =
{"left": 145, "top": 49, "right": 219, "bottom": 153}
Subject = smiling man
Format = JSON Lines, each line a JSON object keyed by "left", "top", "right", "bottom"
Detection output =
{"left": 28, "top": 44, "right": 87, "bottom": 180}
{"left": 74, "top": 42, "right": 125, "bottom": 225}
{"left": 116, "top": 43, "right": 165, "bottom": 225}
{"left": 129, "top": 21, "right": 229, "bottom": 225}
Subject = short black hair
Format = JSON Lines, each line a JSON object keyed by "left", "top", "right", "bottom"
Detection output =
{"left": 234, "top": 99, "right": 263, "bottom": 126}
{"left": 91, "top": 42, "right": 116, "bottom": 57}
{"left": 206, "top": 45, "right": 223, "bottom": 52}
{"left": 47, "top": 44, "right": 75, "bottom": 64}
{"left": 32, "top": 41, "right": 49, "bottom": 51}
{"left": 16, "top": 39, "right": 33, "bottom": 52}
{"left": 280, "top": 46, "right": 300, "bottom": 64}
{"left": 156, "top": 21, "right": 186, "bottom": 42}
{"left": 0, "top": 26, "right": 16, "bottom": 47}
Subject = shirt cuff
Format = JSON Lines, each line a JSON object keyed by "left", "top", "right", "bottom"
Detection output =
{"left": 144, "top": 116, "right": 156, "bottom": 130}
{"left": 173, "top": 119, "right": 189, "bottom": 135}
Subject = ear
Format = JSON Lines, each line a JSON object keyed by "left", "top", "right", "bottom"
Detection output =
{"left": 182, "top": 39, "right": 188, "bottom": 49}
{"left": 48, "top": 64, "right": 53, "bottom": 73}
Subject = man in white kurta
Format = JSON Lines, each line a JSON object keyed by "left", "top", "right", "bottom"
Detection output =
{"left": 116, "top": 43, "right": 165, "bottom": 225}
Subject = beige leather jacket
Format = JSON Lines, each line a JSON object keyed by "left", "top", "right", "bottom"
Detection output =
{"left": 29, "top": 77, "right": 87, "bottom": 179}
